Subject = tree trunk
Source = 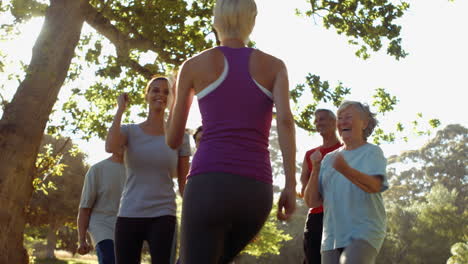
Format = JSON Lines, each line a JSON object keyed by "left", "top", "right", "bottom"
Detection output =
{"left": 45, "top": 225, "right": 58, "bottom": 259}
{"left": 0, "top": 0, "right": 85, "bottom": 262}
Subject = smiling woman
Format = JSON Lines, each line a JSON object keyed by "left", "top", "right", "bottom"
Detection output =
{"left": 337, "top": 101, "right": 377, "bottom": 150}
{"left": 304, "top": 100, "right": 388, "bottom": 264}
{"left": 104, "top": 76, "right": 191, "bottom": 263}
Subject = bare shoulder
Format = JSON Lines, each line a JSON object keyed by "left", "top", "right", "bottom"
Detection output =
{"left": 185, "top": 47, "right": 220, "bottom": 67}
{"left": 253, "top": 49, "right": 286, "bottom": 72}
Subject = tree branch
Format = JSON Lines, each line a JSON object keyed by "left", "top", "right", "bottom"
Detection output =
{"left": 82, "top": 2, "right": 170, "bottom": 78}
{"left": 83, "top": 3, "right": 161, "bottom": 55}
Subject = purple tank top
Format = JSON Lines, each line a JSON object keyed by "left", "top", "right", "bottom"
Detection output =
{"left": 188, "top": 47, "right": 274, "bottom": 184}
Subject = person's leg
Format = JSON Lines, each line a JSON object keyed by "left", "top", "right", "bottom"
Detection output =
{"left": 340, "top": 239, "right": 378, "bottom": 264}
{"left": 95, "top": 239, "right": 116, "bottom": 264}
{"left": 321, "top": 249, "right": 341, "bottom": 264}
{"left": 180, "top": 173, "right": 272, "bottom": 264}
{"left": 303, "top": 212, "right": 323, "bottom": 264}
{"left": 219, "top": 176, "right": 273, "bottom": 263}
{"left": 180, "top": 173, "right": 228, "bottom": 264}
{"left": 146, "top": 215, "right": 177, "bottom": 264}
{"left": 114, "top": 217, "right": 145, "bottom": 264}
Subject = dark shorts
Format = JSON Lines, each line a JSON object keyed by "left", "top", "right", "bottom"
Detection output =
{"left": 180, "top": 172, "right": 273, "bottom": 264}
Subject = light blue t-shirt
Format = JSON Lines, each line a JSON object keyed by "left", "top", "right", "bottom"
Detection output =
{"left": 319, "top": 143, "right": 388, "bottom": 252}
{"left": 118, "top": 124, "right": 191, "bottom": 218}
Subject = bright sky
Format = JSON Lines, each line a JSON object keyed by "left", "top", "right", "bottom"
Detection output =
{"left": 1, "top": 0, "right": 467, "bottom": 187}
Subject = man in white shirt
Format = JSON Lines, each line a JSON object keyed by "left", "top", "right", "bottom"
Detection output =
{"left": 77, "top": 152, "right": 126, "bottom": 264}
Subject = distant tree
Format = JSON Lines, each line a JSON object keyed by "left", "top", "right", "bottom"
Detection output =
{"left": 26, "top": 135, "right": 88, "bottom": 259}
{"left": 386, "top": 124, "right": 467, "bottom": 208}
{"left": 447, "top": 242, "right": 468, "bottom": 264}
{"left": 380, "top": 184, "right": 468, "bottom": 264}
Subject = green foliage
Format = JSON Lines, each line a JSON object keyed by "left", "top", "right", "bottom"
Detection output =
{"left": 371, "top": 87, "right": 397, "bottom": 114}
{"left": 291, "top": 71, "right": 441, "bottom": 145}
{"left": 34, "top": 143, "right": 67, "bottom": 194}
{"left": 238, "top": 199, "right": 309, "bottom": 263}
{"left": 386, "top": 124, "right": 467, "bottom": 208}
{"left": 8, "top": 0, "right": 47, "bottom": 21}
{"left": 27, "top": 135, "right": 88, "bottom": 234}
{"left": 381, "top": 184, "right": 467, "bottom": 263}
{"left": 39, "top": 0, "right": 216, "bottom": 140}
{"left": 447, "top": 241, "right": 468, "bottom": 264}
{"left": 290, "top": 74, "right": 351, "bottom": 132}
{"left": 242, "top": 204, "right": 292, "bottom": 257}
{"left": 300, "top": 0, "right": 410, "bottom": 60}
{"left": 380, "top": 127, "right": 468, "bottom": 263}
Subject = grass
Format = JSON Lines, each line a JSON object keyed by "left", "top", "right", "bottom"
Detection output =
{"left": 34, "top": 250, "right": 98, "bottom": 264}
{"left": 35, "top": 257, "right": 97, "bottom": 264}
{"left": 34, "top": 251, "right": 150, "bottom": 264}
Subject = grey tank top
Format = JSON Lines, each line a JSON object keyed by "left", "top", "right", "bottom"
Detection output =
{"left": 118, "top": 124, "right": 191, "bottom": 217}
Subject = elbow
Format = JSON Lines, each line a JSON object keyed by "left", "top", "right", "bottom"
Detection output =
{"left": 363, "top": 183, "right": 382, "bottom": 193}
{"left": 104, "top": 146, "right": 112, "bottom": 153}
{"left": 277, "top": 115, "right": 295, "bottom": 130}
{"left": 367, "top": 186, "right": 381, "bottom": 194}
{"left": 303, "top": 190, "right": 322, "bottom": 208}
{"left": 105, "top": 142, "right": 116, "bottom": 153}
{"left": 304, "top": 196, "right": 321, "bottom": 208}
{"left": 166, "top": 136, "right": 180, "bottom": 150}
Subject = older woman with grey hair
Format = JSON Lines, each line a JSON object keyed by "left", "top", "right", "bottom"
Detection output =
{"left": 304, "top": 101, "right": 388, "bottom": 264}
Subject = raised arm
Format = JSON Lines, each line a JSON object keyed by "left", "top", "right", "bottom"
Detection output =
{"left": 273, "top": 61, "right": 297, "bottom": 221}
{"left": 105, "top": 93, "right": 128, "bottom": 153}
{"left": 299, "top": 153, "right": 311, "bottom": 198}
{"left": 304, "top": 151, "right": 323, "bottom": 208}
{"left": 166, "top": 60, "right": 195, "bottom": 149}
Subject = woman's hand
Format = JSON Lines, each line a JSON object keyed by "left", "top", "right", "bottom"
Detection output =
{"left": 77, "top": 240, "right": 91, "bottom": 255}
{"left": 309, "top": 150, "right": 322, "bottom": 167}
{"left": 333, "top": 153, "right": 349, "bottom": 174}
{"left": 117, "top": 93, "right": 129, "bottom": 112}
{"left": 277, "top": 187, "right": 296, "bottom": 221}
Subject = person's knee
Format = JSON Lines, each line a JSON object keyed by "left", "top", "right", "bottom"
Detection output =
{"left": 340, "top": 240, "right": 377, "bottom": 264}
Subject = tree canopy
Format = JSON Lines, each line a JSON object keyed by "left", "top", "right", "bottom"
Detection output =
{"left": 0, "top": 0, "right": 452, "bottom": 262}
{"left": 380, "top": 124, "right": 468, "bottom": 263}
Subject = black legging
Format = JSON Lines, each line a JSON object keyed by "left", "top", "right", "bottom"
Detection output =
{"left": 180, "top": 172, "right": 273, "bottom": 264}
{"left": 115, "top": 215, "right": 177, "bottom": 264}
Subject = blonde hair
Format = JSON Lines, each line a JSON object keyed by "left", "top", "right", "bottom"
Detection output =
{"left": 337, "top": 101, "right": 378, "bottom": 141}
{"left": 144, "top": 76, "right": 171, "bottom": 97}
{"left": 213, "top": 0, "right": 257, "bottom": 44}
